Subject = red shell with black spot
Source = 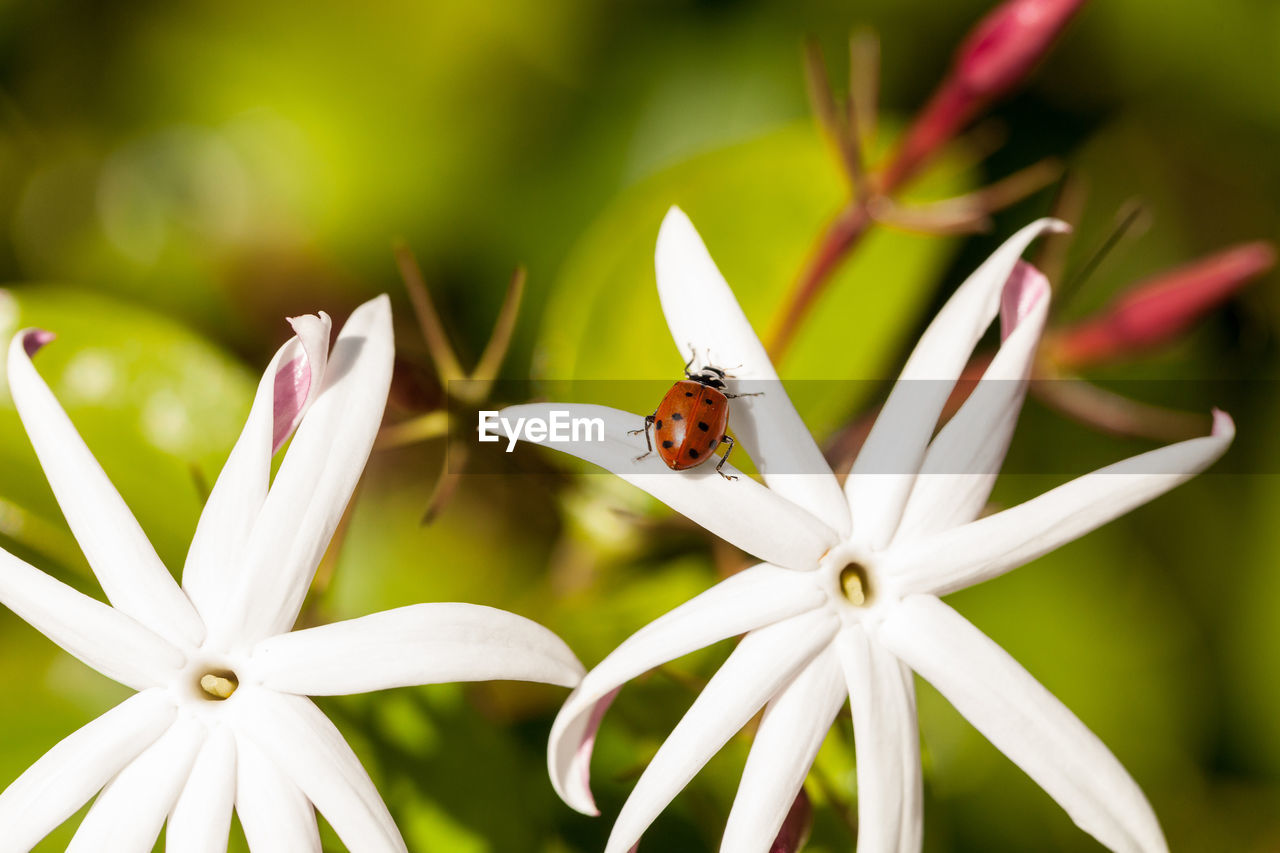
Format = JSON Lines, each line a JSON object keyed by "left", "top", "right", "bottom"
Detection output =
{"left": 652, "top": 379, "right": 729, "bottom": 470}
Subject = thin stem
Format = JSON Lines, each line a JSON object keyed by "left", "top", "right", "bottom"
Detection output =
{"left": 394, "top": 241, "right": 466, "bottom": 384}
{"left": 849, "top": 28, "right": 880, "bottom": 155}
{"left": 803, "top": 39, "right": 866, "bottom": 197}
{"left": 375, "top": 410, "right": 451, "bottom": 449}
{"left": 467, "top": 266, "right": 526, "bottom": 400}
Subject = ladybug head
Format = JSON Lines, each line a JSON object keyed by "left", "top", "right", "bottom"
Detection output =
{"left": 688, "top": 365, "right": 728, "bottom": 389}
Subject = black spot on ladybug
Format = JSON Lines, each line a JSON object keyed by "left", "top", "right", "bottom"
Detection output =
{"left": 685, "top": 391, "right": 693, "bottom": 397}
{"left": 662, "top": 440, "right": 674, "bottom": 449}
{"left": 688, "top": 448, "right": 700, "bottom": 459}
{"left": 708, "top": 438, "right": 718, "bottom": 448}
{"left": 671, "top": 412, "right": 683, "bottom": 421}
{"left": 703, "top": 398, "right": 714, "bottom": 405}
{"left": 655, "top": 419, "right": 664, "bottom": 430}
{"left": 697, "top": 421, "right": 709, "bottom": 431}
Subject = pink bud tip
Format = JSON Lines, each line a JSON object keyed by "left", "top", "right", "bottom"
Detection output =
{"left": 22, "top": 329, "right": 56, "bottom": 357}
{"left": 957, "top": 0, "right": 1087, "bottom": 95}
{"left": 883, "top": 0, "right": 1086, "bottom": 190}
{"left": 769, "top": 788, "right": 813, "bottom": 853}
{"left": 1050, "top": 241, "right": 1275, "bottom": 368}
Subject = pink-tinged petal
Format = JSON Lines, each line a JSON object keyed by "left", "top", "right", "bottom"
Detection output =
{"left": 889, "top": 410, "right": 1235, "bottom": 597}
{"left": 604, "top": 611, "right": 840, "bottom": 853}
{"left": 893, "top": 262, "right": 1050, "bottom": 541}
{"left": 0, "top": 689, "right": 175, "bottom": 850}
{"left": 231, "top": 688, "right": 407, "bottom": 852}
{"left": 845, "top": 220, "right": 1067, "bottom": 549}
{"left": 879, "top": 596, "right": 1168, "bottom": 853}
{"left": 22, "top": 329, "right": 55, "bottom": 356}
{"left": 0, "top": 548, "right": 185, "bottom": 689}
{"left": 548, "top": 563, "right": 828, "bottom": 814}
{"left": 235, "top": 733, "right": 321, "bottom": 853}
{"left": 211, "top": 295, "right": 394, "bottom": 648}
{"left": 498, "top": 403, "right": 838, "bottom": 572}
{"left": 247, "top": 603, "right": 583, "bottom": 694}
{"left": 66, "top": 716, "right": 204, "bottom": 853}
{"left": 654, "top": 207, "right": 850, "bottom": 536}
{"left": 273, "top": 312, "right": 333, "bottom": 453}
{"left": 838, "top": 626, "right": 924, "bottom": 853}
{"left": 720, "top": 647, "right": 844, "bottom": 853}
{"left": 167, "top": 726, "right": 236, "bottom": 853}
{"left": 183, "top": 313, "right": 332, "bottom": 629}
{"left": 6, "top": 331, "right": 205, "bottom": 649}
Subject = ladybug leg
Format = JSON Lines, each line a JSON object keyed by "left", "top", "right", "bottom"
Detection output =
{"left": 724, "top": 391, "right": 764, "bottom": 399}
{"left": 715, "top": 435, "right": 739, "bottom": 480}
{"left": 628, "top": 413, "right": 656, "bottom": 460}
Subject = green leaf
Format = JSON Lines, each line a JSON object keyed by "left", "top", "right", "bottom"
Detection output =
{"left": 0, "top": 286, "right": 256, "bottom": 574}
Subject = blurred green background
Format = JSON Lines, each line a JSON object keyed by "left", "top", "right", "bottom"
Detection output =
{"left": 1, "top": 0, "right": 1278, "bottom": 850}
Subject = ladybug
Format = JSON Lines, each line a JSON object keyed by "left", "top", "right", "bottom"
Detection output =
{"left": 631, "top": 356, "right": 760, "bottom": 480}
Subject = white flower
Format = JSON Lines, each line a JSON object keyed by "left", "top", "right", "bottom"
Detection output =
{"left": 501, "top": 209, "right": 1234, "bottom": 853}
{"left": 0, "top": 295, "right": 583, "bottom": 852}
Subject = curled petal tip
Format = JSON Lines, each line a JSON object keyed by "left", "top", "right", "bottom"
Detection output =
{"left": 21, "top": 329, "right": 55, "bottom": 357}
{"left": 1210, "top": 408, "right": 1235, "bottom": 438}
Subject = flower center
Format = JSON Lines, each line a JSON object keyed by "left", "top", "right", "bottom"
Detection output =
{"left": 197, "top": 669, "right": 240, "bottom": 701}
{"left": 838, "top": 562, "right": 873, "bottom": 607}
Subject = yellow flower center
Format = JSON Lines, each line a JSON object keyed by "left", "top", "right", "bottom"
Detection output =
{"left": 838, "top": 562, "right": 873, "bottom": 607}
{"left": 198, "top": 670, "right": 239, "bottom": 701}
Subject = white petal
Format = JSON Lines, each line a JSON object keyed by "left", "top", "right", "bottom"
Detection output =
{"left": 235, "top": 733, "right": 321, "bottom": 853}
{"left": 719, "top": 647, "right": 845, "bottom": 853}
{"left": 231, "top": 688, "right": 407, "bottom": 852}
{"left": 7, "top": 331, "right": 204, "bottom": 648}
{"left": 0, "top": 689, "right": 175, "bottom": 851}
{"left": 845, "top": 220, "right": 1068, "bottom": 549}
{"left": 653, "top": 207, "right": 850, "bottom": 535}
{"left": 212, "top": 295, "right": 394, "bottom": 647}
{"left": 167, "top": 726, "right": 236, "bottom": 853}
{"left": 893, "top": 263, "right": 1050, "bottom": 540}
{"left": 183, "top": 312, "right": 331, "bottom": 631}
{"left": 0, "top": 548, "right": 184, "bottom": 690}
{"left": 604, "top": 611, "right": 839, "bottom": 853}
{"left": 889, "top": 410, "right": 1235, "bottom": 597}
{"left": 837, "top": 626, "right": 923, "bottom": 853}
{"left": 879, "top": 595, "right": 1168, "bottom": 853}
{"left": 66, "top": 716, "right": 205, "bottom": 853}
{"left": 548, "top": 563, "right": 827, "bottom": 814}
{"left": 247, "top": 603, "right": 584, "bottom": 694}
{"left": 498, "top": 403, "right": 838, "bottom": 571}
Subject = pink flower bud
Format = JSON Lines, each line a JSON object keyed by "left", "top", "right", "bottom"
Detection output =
{"left": 883, "top": 0, "right": 1085, "bottom": 190}
{"left": 1049, "top": 241, "right": 1275, "bottom": 368}
{"left": 769, "top": 788, "right": 813, "bottom": 853}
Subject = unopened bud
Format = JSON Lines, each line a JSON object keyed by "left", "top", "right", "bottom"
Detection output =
{"left": 883, "top": 0, "right": 1085, "bottom": 190}
{"left": 1048, "top": 241, "right": 1275, "bottom": 368}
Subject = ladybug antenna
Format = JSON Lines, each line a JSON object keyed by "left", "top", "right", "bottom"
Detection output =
{"left": 683, "top": 343, "right": 700, "bottom": 376}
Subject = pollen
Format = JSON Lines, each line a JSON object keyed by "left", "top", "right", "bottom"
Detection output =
{"left": 838, "top": 562, "right": 873, "bottom": 607}
{"left": 198, "top": 670, "right": 240, "bottom": 701}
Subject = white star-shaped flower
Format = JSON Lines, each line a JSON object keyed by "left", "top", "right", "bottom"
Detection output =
{"left": 501, "top": 209, "right": 1234, "bottom": 853}
{"left": 0, "top": 295, "right": 583, "bottom": 852}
